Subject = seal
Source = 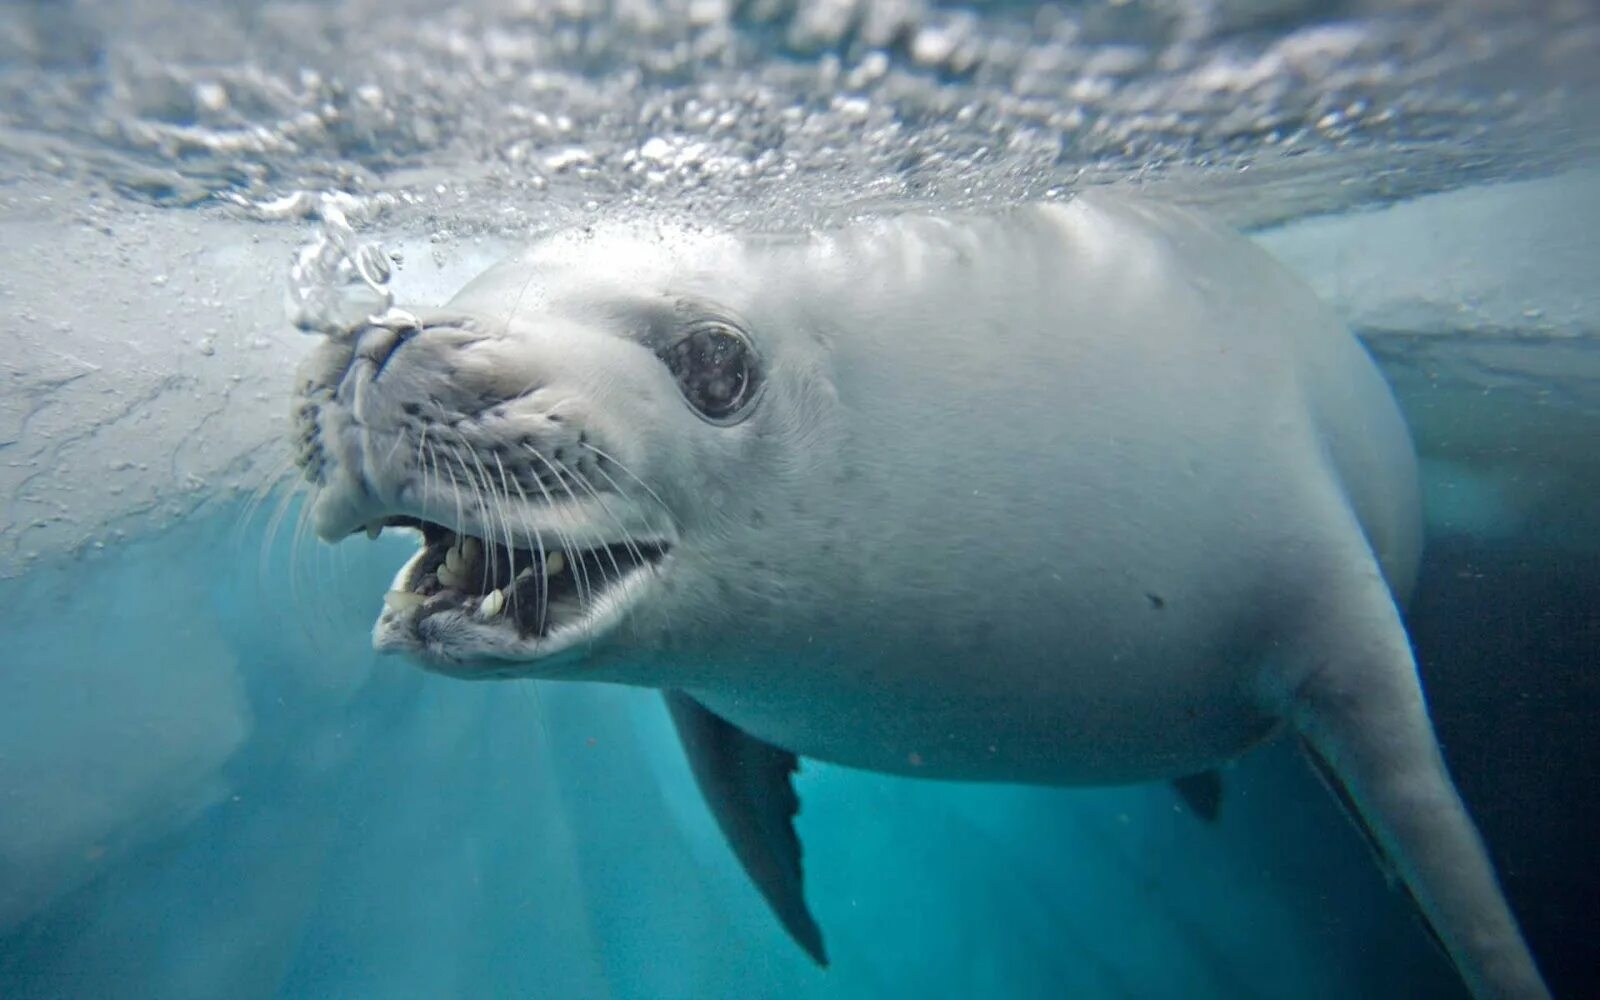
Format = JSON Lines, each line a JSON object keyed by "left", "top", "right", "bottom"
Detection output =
{"left": 292, "top": 194, "right": 1548, "bottom": 998}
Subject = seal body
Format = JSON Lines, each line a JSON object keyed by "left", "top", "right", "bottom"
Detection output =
{"left": 661, "top": 199, "right": 1421, "bottom": 786}
{"left": 293, "top": 194, "right": 1546, "bottom": 998}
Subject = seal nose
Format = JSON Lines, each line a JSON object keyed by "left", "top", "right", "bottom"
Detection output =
{"left": 354, "top": 323, "right": 417, "bottom": 380}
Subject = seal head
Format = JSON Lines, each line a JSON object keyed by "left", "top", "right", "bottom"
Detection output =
{"left": 294, "top": 221, "right": 832, "bottom": 678}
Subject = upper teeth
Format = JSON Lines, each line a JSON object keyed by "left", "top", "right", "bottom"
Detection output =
{"left": 432, "top": 535, "right": 570, "bottom": 593}
{"left": 437, "top": 537, "right": 479, "bottom": 589}
{"left": 384, "top": 590, "right": 424, "bottom": 613}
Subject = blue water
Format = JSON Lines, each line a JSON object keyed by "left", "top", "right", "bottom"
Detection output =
{"left": 1, "top": 0, "right": 1596, "bottom": 997}
{"left": 1, "top": 499, "right": 1465, "bottom": 998}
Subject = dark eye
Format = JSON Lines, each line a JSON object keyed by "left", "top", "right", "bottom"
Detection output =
{"left": 659, "top": 322, "right": 763, "bottom": 424}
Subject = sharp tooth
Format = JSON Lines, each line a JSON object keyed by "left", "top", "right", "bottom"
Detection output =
{"left": 480, "top": 588, "right": 505, "bottom": 618}
{"left": 545, "top": 551, "right": 566, "bottom": 577}
{"left": 384, "top": 590, "right": 424, "bottom": 612}
{"left": 516, "top": 566, "right": 536, "bottom": 582}
{"left": 436, "top": 563, "right": 462, "bottom": 589}
{"left": 366, "top": 523, "right": 382, "bottom": 540}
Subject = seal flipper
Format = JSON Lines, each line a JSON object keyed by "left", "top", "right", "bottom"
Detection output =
{"left": 1287, "top": 569, "right": 1548, "bottom": 999}
{"left": 664, "top": 691, "right": 828, "bottom": 966}
{"left": 1171, "top": 770, "right": 1223, "bottom": 822}
{"left": 1300, "top": 735, "right": 1451, "bottom": 962}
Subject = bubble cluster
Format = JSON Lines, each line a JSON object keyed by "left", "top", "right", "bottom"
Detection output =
{"left": 0, "top": 0, "right": 1595, "bottom": 233}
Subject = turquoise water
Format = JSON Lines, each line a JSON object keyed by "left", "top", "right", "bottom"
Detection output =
{"left": 0, "top": 499, "right": 1456, "bottom": 997}
{"left": 1, "top": 1, "right": 1596, "bottom": 997}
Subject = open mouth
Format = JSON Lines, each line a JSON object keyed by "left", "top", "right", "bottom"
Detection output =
{"left": 367, "top": 516, "right": 671, "bottom": 658}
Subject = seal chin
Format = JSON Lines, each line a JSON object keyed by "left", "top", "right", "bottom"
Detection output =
{"left": 362, "top": 516, "right": 672, "bottom": 673}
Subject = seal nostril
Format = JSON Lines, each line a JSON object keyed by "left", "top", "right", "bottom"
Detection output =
{"left": 360, "top": 324, "right": 420, "bottom": 381}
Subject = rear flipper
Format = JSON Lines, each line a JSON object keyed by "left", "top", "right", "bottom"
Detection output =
{"left": 1172, "top": 770, "right": 1224, "bottom": 822}
{"left": 1288, "top": 569, "right": 1548, "bottom": 1000}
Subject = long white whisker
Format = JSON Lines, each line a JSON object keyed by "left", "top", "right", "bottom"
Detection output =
{"left": 260, "top": 471, "right": 300, "bottom": 563}
{"left": 424, "top": 440, "right": 446, "bottom": 525}
{"left": 435, "top": 443, "right": 468, "bottom": 555}
{"left": 553, "top": 455, "right": 644, "bottom": 566}
{"left": 380, "top": 427, "right": 409, "bottom": 469}
{"left": 519, "top": 445, "right": 598, "bottom": 632}
{"left": 548, "top": 454, "right": 656, "bottom": 643}
{"left": 288, "top": 481, "right": 323, "bottom": 631}
{"left": 449, "top": 430, "right": 513, "bottom": 595}
{"left": 516, "top": 443, "right": 593, "bottom": 622}
{"left": 488, "top": 453, "right": 523, "bottom": 592}
{"left": 239, "top": 451, "right": 298, "bottom": 540}
{"left": 427, "top": 402, "right": 469, "bottom": 547}
{"left": 496, "top": 456, "right": 550, "bottom": 631}
{"left": 257, "top": 474, "right": 304, "bottom": 602}
{"left": 577, "top": 442, "right": 676, "bottom": 530}
{"left": 539, "top": 451, "right": 626, "bottom": 588}
{"left": 564, "top": 457, "right": 641, "bottom": 556}
{"left": 581, "top": 454, "right": 681, "bottom": 646}
{"left": 445, "top": 440, "right": 493, "bottom": 586}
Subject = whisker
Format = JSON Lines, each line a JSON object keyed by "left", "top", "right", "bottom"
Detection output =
{"left": 581, "top": 456, "right": 679, "bottom": 636}
{"left": 238, "top": 451, "right": 298, "bottom": 542}
{"left": 546, "top": 454, "right": 654, "bottom": 642}
{"left": 543, "top": 458, "right": 618, "bottom": 647}
{"left": 416, "top": 422, "right": 443, "bottom": 518}
{"left": 288, "top": 481, "right": 327, "bottom": 632}
{"left": 515, "top": 444, "right": 595, "bottom": 623}
{"left": 484, "top": 451, "right": 522, "bottom": 593}
{"left": 531, "top": 451, "right": 617, "bottom": 611}
{"left": 445, "top": 442, "right": 494, "bottom": 587}
{"left": 259, "top": 470, "right": 301, "bottom": 566}
{"left": 555, "top": 455, "right": 641, "bottom": 574}
{"left": 496, "top": 455, "right": 550, "bottom": 632}
{"left": 527, "top": 447, "right": 606, "bottom": 628}
{"left": 577, "top": 442, "right": 676, "bottom": 530}
{"left": 435, "top": 442, "right": 470, "bottom": 580}
{"left": 255, "top": 475, "right": 298, "bottom": 574}
{"left": 380, "top": 428, "right": 410, "bottom": 469}
{"left": 579, "top": 454, "right": 646, "bottom": 556}
{"left": 428, "top": 402, "right": 469, "bottom": 548}
{"left": 446, "top": 429, "right": 513, "bottom": 596}
{"left": 423, "top": 440, "right": 446, "bottom": 528}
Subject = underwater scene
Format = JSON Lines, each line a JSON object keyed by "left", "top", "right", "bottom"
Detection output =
{"left": 0, "top": 1, "right": 1595, "bottom": 997}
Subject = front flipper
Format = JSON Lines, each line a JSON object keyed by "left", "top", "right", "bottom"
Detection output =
{"left": 1288, "top": 566, "right": 1548, "bottom": 999}
{"left": 1171, "top": 770, "right": 1223, "bottom": 822}
{"left": 664, "top": 691, "right": 828, "bottom": 966}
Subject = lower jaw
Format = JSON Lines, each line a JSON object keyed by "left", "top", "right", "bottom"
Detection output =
{"left": 371, "top": 549, "right": 667, "bottom": 670}
{"left": 372, "top": 613, "right": 574, "bottom": 672}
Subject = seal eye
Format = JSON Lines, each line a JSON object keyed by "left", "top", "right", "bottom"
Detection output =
{"left": 660, "top": 322, "right": 763, "bottom": 424}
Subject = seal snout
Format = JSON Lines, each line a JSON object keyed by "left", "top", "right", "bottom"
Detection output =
{"left": 353, "top": 322, "right": 417, "bottom": 380}
{"left": 293, "top": 311, "right": 682, "bottom": 667}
